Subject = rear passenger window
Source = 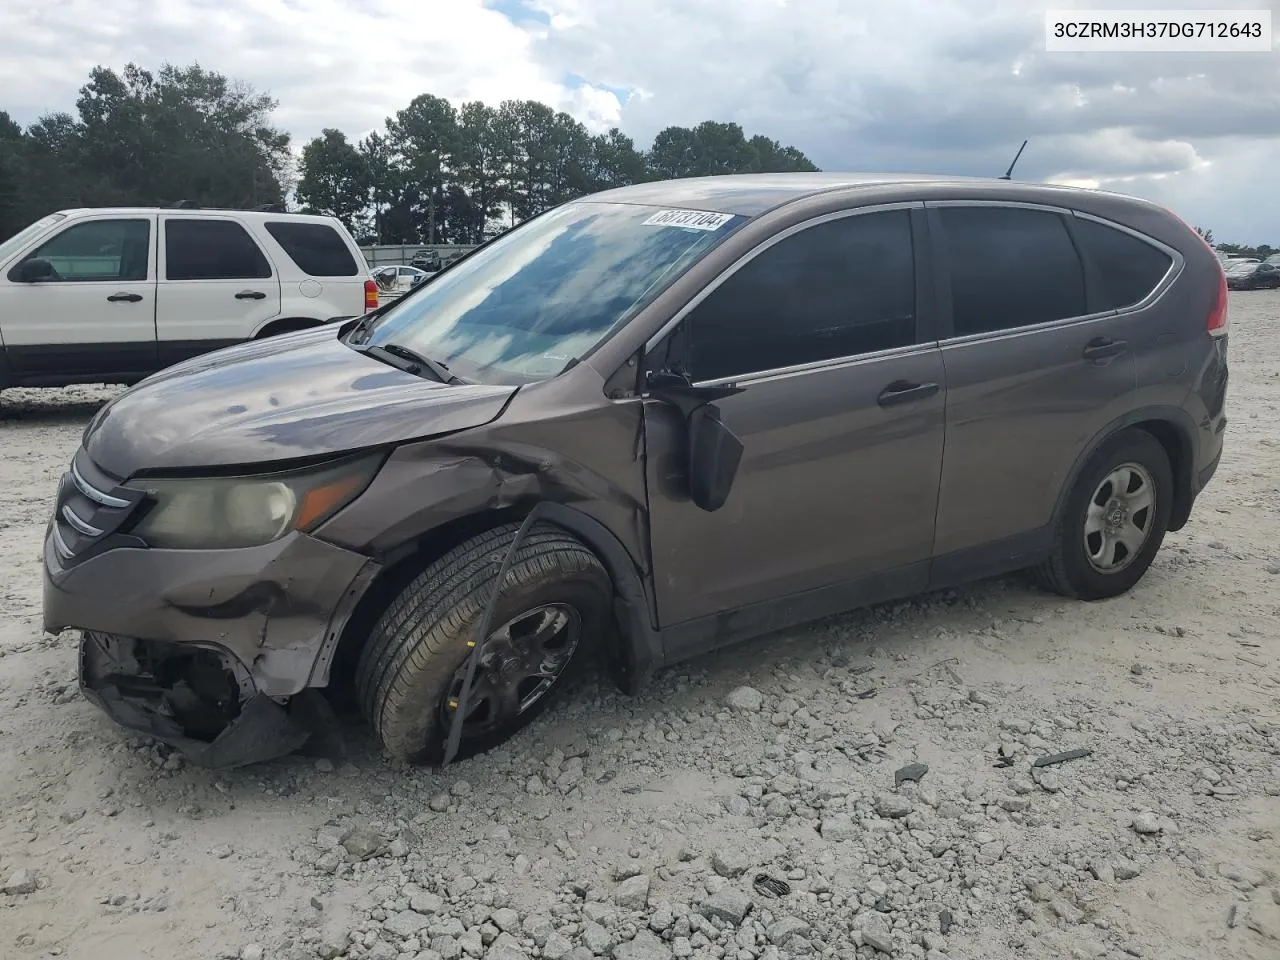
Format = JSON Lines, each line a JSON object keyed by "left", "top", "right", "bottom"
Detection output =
{"left": 940, "top": 207, "right": 1086, "bottom": 336}
{"left": 165, "top": 219, "right": 272, "bottom": 281}
{"left": 265, "top": 221, "right": 359, "bottom": 276}
{"left": 1071, "top": 216, "right": 1173, "bottom": 309}
{"left": 681, "top": 210, "right": 917, "bottom": 382}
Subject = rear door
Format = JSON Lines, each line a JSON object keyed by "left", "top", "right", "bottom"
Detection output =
{"left": 642, "top": 205, "right": 947, "bottom": 637}
{"left": 926, "top": 201, "right": 1141, "bottom": 573}
{"left": 155, "top": 216, "right": 282, "bottom": 367}
{"left": 0, "top": 214, "right": 157, "bottom": 382}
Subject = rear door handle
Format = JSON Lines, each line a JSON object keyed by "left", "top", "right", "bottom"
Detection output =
{"left": 235, "top": 290, "right": 267, "bottom": 300}
{"left": 1082, "top": 337, "right": 1128, "bottom": 361}
{"left": 106, "top": 293, "right": 143, "bottom": 303}
{"left": 877, "top": 380, "right": 940, "bottom": 407}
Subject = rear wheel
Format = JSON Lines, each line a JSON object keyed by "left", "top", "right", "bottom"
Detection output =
{"left": 355, "top": 523, "right": 611, "bottom": 763}
{"left": 1037, "top": 429, "right": 1173, "bottom": 600}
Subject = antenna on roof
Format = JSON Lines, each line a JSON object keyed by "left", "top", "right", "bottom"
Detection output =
{"left": 999, "top": 140, "right": 1029, "bottom": 181}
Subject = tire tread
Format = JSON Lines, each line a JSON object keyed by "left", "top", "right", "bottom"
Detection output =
{"left": 355, "top": 522, "right": 607, "bottom": 760}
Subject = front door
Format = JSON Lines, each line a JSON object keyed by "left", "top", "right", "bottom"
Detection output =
{"left": 0, "top": 215, "right": 158, "bottom": 383}
{"left": 155, "top": 216, "right": 283, "bottom": 367}
{"left": 642, "top": 205, "right": 947, "bottom": 637}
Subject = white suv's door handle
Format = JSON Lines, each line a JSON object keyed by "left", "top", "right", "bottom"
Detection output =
{"left": 106, "top": 292, "right": 143, "bottom": 303}
{"left": 235, "top": 290, "right": 267, "bottom": 300}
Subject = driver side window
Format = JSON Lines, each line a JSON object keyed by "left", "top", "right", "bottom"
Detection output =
{"left": 27, "top": 219, "right": 151, "bottom": 282}
{"left": 667, "top": 210, "right": 918, "bottom": 383}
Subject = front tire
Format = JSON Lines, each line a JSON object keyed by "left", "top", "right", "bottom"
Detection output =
{"left": 355, "top": 523, "right": 612, "bottom": 764}
{"left": 1037, "top": 429, "right": 1173, "bottom": 600}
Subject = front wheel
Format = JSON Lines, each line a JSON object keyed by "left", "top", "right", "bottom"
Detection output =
{"left": 355, "top": 523, "right": 612, "bottom": 763}
{"left": 1037, "top": 429, "right": 1173, "bottom": 600}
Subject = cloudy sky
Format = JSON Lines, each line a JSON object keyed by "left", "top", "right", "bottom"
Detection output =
{"left": 1, "top": 0, "right": 1277, "bottom": 242}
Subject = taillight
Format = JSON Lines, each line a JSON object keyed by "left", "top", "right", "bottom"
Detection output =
{"left": 364, "top": 279, "right": 379, "bottom": 312}
{"left": 1161, "top": 205, "right": 1228, "bottom": 338}
{"left": 1207, "top": 266, "right": 1228, "bottom": 337}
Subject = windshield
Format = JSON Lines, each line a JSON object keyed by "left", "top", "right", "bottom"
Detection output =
{"left": 1226, "top": 262, "right": 1257, "bottom": 274}
{"left": 0, "top": 213, "right": 67, "bottom": 265}
{"left": 354, "top": 201, "right": 745, "bottom": 384}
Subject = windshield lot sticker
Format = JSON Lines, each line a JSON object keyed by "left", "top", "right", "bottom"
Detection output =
{"left": 642, "top": 209, "right": 735, "bottom": 231}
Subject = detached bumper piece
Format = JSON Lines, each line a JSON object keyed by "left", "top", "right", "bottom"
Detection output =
{"left": 79, "top": 631, "right": 311, "bottom": 769}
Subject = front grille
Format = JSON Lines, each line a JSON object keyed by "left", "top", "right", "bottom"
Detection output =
{"left": 50, "top": 452, "right": 145, "bottom": 566}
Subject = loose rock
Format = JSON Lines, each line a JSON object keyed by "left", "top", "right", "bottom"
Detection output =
{"left": 700, "top": 888, "right": 753, "bottom": 925}
{"left": 726, "top": 686, "right": 765, "bottom": 712}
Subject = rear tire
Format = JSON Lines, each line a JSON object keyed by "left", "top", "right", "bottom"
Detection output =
{"left": 1036, "top": 429, "right": 1173, "bottom": 600}
{"left": 355, "top": 523, "right": 612, "bottom": 764}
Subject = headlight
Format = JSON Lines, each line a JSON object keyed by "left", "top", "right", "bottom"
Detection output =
{"left": 126, "top": 454, "right": 383, "bottom": 549}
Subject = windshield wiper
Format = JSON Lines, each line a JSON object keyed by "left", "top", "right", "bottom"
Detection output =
{"left": 358, "top": 342, "right": 465, "bottom": 384}
{"left": 346, "top": 312, "right": 380, "bottom": 344}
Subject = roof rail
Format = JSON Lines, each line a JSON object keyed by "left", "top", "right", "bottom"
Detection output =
{"left": 169, "top": 199, "right": 200, "bottom": 209}
{"left": 253, "top": 202, "right": 288, "bottom": 213}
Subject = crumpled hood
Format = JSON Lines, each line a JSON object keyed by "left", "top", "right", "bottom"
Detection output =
{"left": 83, "top": 327, "right": 518, "bottom": 477}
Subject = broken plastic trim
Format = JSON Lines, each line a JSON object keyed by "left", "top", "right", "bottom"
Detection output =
{"left": 79, "top": 631, "right": 312, "bottom": 768}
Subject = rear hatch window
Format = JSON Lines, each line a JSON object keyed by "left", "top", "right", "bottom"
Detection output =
{"left": 265, "top": 221, "right": 360, "bottom": 276}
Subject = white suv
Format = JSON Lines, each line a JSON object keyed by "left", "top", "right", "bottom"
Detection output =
{"left": 0, "top": 205, "right": 378, "bottom": 390}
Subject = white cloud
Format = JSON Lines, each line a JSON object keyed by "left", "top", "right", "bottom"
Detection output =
{"left": 0, "top": 0, "right": 1276, "bottom": 242}
{"left": 0, "top": 0, "right": 617, "bottom": 142}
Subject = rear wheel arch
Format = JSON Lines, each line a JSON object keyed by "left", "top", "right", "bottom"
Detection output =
{"left": 254, "top": 317, "right": 322, "bottom": 339}
{"left": 325, "top": 502, "right": 660, "bottom": 704}
{"left": 1052, "top": 408, "right": 1198, "bottom": 536}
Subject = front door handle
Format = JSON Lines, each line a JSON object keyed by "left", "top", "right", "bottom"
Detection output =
{"left": 1082, "top": 337, "right": 1128, "bottom": 361}
{"left": 877, "top": 380, "right": 940, "bottom": 407}
{"left": 106, "top": 292, "right": 143, "bottom": 303}
{"left": 235, "top": 290, "right": 267, "bottom": 300}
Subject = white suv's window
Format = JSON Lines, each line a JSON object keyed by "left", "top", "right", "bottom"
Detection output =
{"left": 165, "top": 219, "right": 272, "bottom": 281}
{"left": 264, "top": 221, "right": 360, "bottom": 276}
{"left": 25, "top": 219, "right": 151, "bottom": 282}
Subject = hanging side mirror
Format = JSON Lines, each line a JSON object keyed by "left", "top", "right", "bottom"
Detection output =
{"left": 646, "top": 369, "right": 745, "bottom": 512}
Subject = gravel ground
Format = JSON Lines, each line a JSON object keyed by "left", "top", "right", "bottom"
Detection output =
{"left": 1, "top": 292, "right": 1278, "bottom": 960}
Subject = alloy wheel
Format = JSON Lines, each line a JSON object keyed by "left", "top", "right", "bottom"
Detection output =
{"left": 439, "top": 603, "right": 582, "bottom": 738}
{"left": 1083, "top": 462, "right": 1156, "bottom": 574}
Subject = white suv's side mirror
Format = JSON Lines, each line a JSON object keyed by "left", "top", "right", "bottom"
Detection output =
{"left": 14, "top": 257, "right": 56, "bottom": 282}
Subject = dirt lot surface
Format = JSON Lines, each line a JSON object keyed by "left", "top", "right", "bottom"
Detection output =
{"left": 1, "top": 293, "right": 1278, "bottom": 960}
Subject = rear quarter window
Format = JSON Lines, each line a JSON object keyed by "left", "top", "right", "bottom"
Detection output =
{"left": 1071, "top": 216, "right": 1174, "bottom": 309}
{"left": 265, "top": 221, "right": 360, "bottom": 276}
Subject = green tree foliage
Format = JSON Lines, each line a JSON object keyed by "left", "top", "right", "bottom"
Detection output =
{"left": 295, "top": 129, "right": 369, "bottom": 231}
{"left": 0, "top": 62, "right": 291, "bottom": 240}
{"left": 307, "top": 104, "right": 819, "bottom": 243}
{"left": 1, "top": 61, "right": 819, "bottom": 244}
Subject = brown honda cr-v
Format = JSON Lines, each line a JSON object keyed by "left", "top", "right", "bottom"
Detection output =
{"left": 42, "top": 173, "right": 1230, "bottom": 768}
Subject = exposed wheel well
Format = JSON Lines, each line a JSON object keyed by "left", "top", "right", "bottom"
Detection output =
{"left": 1130, "top": 419, "right": 1194, "bottom": 531}
{"left": 324, "top": 506, "right": 654, "bottom": 708}
{"left": 326, "top": 509, "right": 523, "bottom": 706}
{"left": 254, "top": 317, "right": 322, "bottom": 339}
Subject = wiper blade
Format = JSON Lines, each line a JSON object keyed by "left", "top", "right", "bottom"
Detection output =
{"left": 362, "top": 342, "right": 464, "bottom": 384}
{"left": 346, "top": 312, "right": 379, "bottom": 344}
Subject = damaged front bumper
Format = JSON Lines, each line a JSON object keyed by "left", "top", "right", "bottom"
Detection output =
{"left": 79, "top": 631, "right": 313, "bottom": 768}
{"left": 44, "top": 523, "right": 380, "bottom": 767}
